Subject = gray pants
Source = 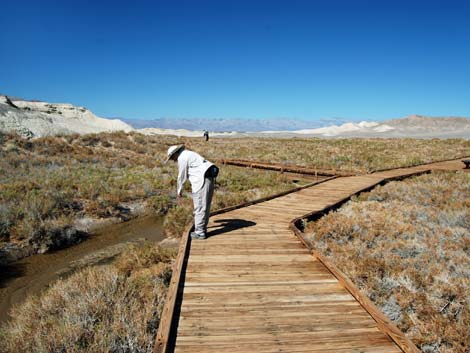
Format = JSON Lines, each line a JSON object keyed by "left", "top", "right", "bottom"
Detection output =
{"left": 192, "top": 177, "right": 214, "bottom": 235}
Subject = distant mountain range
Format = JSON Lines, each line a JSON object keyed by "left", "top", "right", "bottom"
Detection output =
{"left": 122, "top": 117, "right": 350, "bottom": 132}
{"left": 123, "top": 115, "right": 470, "bottom": 138}
{"left": 1, "top": 94, "right": 470, "bottom": 138}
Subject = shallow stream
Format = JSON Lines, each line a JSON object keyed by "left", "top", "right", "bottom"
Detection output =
{"left": 0, "top": 215, "right": 164, "bottom": 325}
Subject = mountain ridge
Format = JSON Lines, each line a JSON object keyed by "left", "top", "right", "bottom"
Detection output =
{"left": 0, "top": 95, "right": 133, "bottom": 138}
{"left": 121, "top": 117, "right": 341, "bottom": 132}
{"left": 1, "top": 95, "right": 469, "bottom": 138}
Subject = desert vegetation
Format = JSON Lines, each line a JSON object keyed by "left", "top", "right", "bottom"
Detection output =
{"left": 0, "top": 132, "right": 298, "bottom": 258}
{"left": 1, "top": 131, "right": 469, "bottom": 352}
{"left": 2, "top": 132, "right": 467, "bottom": 255}
{"left": 1, "top": 130, "right": 468, "bottom": 258}
{"left": 188, "top": 136, "right": 470, "bottom": 173}
{"left": 305, "top": 171, "right": 470, "bottom": 353}
{"left": 9, "top": 130, "right": 466, "bottom": 254}
{"left": 0, "top": 132, "right": 300, "bottom": 352}
{"left": 0, "top": 243, "right": 174, "bottom": 353}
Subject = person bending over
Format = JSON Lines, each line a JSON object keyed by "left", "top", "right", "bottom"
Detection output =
{"left": 166, "top": 144, "right": 218, "bottom": 240}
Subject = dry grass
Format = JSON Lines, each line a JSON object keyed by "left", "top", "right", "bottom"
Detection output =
{"left": 2, "top": 131, "right": 468, "bottom": 255}
{"left": 0, "top": 132, "right": 174, "bottom": 245}
{"left": 185, "top": 137, "right": 470, "bottom": 173}
{"left": 1, "top": 131, "right": 469, "bottom": 351}
{"left": 2, "top": 133, "right": 468, "bottom": 242}
{"left": 0, "top": 132, "right": 295, "bottom": 252}
{"left": 0, "top": 243, "right": 175, "bottom": 353}
{"left": 305, "top": 171, "right": 470, "bottom": 353}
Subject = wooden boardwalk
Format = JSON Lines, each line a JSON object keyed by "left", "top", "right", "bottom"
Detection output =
{"left": 219, "top": 158, "right": 354, "bottom": 177}
{"left": 156, "top": 159, "right": 468, "bottom": 353}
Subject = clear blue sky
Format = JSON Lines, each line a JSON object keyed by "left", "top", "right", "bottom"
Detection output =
{"left": 1, "top": 0, "right": 469, "bottom": 121}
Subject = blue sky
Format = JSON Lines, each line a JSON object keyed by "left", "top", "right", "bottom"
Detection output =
{"left": 1, "top": 0, "right": 469, "bottom": 121}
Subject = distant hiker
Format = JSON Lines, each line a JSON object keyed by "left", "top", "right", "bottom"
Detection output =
{"left": 166, "top": 145, "right": 219, "bottom": 239}
{"left": 203, "top": 130, "right": 209, "bottom": 141}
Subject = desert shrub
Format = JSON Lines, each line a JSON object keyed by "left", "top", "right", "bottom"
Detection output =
{"left": 80, "top": 133, "right": 102, "bottom": 147}
{"left": 186, "top": 137, "right": 470, "bottom": 173}
{"left": 305, "top": 171, "right": 470, "bottom": 352}
{"left": 0, "top": 133, "right": 176, "bottom": 247}
{"left": 1, "top": 133, "right": 296, "bottom": 253}
{"left": 114, "top": 243, "right": 175, "bottom": 277}
{"left": 149, "top": 194, "right": 173, "bottom": 215}
{"left": 162, "top": 198, "right": 194, "bottom": 238}
{"left": 2, "top": 132, "right": 468, "bottom": 256}
{"left": 0, "top": 244, "right": 174, "bottom": 353}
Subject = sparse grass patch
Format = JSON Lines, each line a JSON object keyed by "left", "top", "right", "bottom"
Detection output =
{"left": 0, "top": 243, "right": 175, "bottom": 353}
{"left": 185, "top": 137, "right": 470, "bottom": 173}
{"left": 305, "top": 171, "right": 470, "bottom": 352}
{"left": 2, "top": 132, "right": 468, "bottom": 255}
{"left": 1, "top": 132, "right": 470, "bottom": 352}
{"left": 1, "top": 133, "right": 298, "bottom": 252}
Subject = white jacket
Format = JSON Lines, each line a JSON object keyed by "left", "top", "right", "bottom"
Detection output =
{"left": 177, "top": 150, "right": 213, "bottom": 195}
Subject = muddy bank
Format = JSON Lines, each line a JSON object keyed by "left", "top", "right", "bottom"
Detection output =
{"left": 0, "top": 201, "right": 149, "bottom": 266}
{"left": 0, "top": 214, "right": 165, "bottom": 325}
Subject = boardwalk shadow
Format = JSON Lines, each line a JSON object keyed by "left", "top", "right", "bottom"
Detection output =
{"left": 207, "top": 218, "right": 256, "bottom": 238}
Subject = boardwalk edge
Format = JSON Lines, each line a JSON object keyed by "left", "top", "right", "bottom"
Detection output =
{"left": 154, "top": 175, "right": 336, "bottom": 353}
{"left": 154, "top": 223, "right": 192, "bottom": 353}
{"left": 154, "top": 159, "right": 464, "bottom": 353}
{"left": 289, "top": 172, "right": 430, "bottom": 353}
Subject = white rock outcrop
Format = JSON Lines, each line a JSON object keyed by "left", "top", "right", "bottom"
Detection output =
{"left": 0, "top": 95, "right": 133, "bottom": 138}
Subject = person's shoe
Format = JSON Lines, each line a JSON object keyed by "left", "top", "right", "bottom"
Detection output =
{"left": 190, "top": 232, "right": 207, "bottom": 240}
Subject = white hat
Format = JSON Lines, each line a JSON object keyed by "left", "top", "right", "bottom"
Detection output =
{"left": 165, "top": 144, "right": 185, "bottom": 162}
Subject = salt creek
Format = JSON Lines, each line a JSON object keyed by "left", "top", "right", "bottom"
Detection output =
{"left": 0, "top": 215, "right": 164, "bottom": 325}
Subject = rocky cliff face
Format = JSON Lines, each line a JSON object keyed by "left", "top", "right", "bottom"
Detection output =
{"left": 0, "top": 95, "right": 133, "bottom": 138}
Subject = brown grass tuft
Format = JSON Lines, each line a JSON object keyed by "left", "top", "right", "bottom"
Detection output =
{"left": 305, "top": 171, "right": 470, "bottom": 352}
{"left": 0, "top": 243, "right": 175, "bottom": 353}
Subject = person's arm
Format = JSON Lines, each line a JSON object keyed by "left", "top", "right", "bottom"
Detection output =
{"left": 177, "top": 155, "right": 188, "bottom": 197}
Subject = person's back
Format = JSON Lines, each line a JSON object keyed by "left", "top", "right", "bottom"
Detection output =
{"left": 177, "top": 150, "right": 213, "bottom": 195}
{"left": 167, "top": 145, "right": 216, "bottom": 240}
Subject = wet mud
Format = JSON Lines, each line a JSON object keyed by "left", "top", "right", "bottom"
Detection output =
{"left": 0, "top": 215, "right": 164, "bottom": 325}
